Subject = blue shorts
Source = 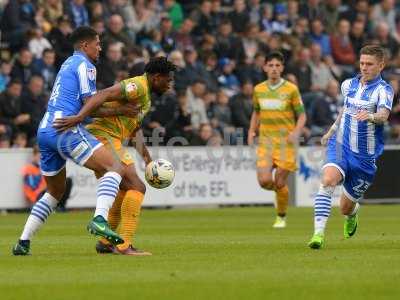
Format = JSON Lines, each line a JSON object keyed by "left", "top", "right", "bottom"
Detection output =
{"left": 324, "top": 142, "right": 377, "bottom": 202}
{"left": 37, "top": 125, "right": 102, "bottom": 176}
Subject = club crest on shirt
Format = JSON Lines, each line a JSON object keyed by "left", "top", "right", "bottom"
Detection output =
{"left": 87, "top": 68, "right": 96, "bottom": 81}
{"left": 126, "top": 82, "right": 138, "bottom": 93}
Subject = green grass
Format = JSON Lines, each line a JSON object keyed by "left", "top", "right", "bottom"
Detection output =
{"left": 1, "top": 206, "right": 399, "bottom": 300}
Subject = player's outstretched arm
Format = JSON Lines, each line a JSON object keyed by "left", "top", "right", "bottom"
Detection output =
{"left": 132, "top": 129, "right": 152, "bottom": 165}
{"left": 91, "top": 102, "right": 140, "bottom": 118}
{"left": 53, "top": 83, "right": 124, "bottom": 131}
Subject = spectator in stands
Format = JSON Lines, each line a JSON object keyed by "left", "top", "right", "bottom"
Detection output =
{"left": 237, "top": 52, "right": 266, "bottom": 84}
{"left": 47, "top": 16, "right": 73, "bottom": 69}
{"left": 320, "top": 0, "right": 341, "bottom": 34}
{"left": 0, "top": 133, "right": 11, "bottom": 148}
{"left": 248, "top": 0, "right": 262, "bottom": 25}
{"left": 241, "top": 23, "right": 266, "bottom": 65}
{"left": 168, "top": 91, "right": 193, "bottom": 142}
{"left": 41, "top": 0, "right": 64, "bottom": 29}
{"left": 125, "top": 0, "right": 159, "bottom": 38}
{"left": 330, "top": 19, "right": 356, "bottom": 74}
{"left": 173, "top": 18, "right": 195, "bottom": 52}
{"left": 217, "top": 57, "right": 240, "bottom": 97}
{"left": 291, "top": 17, "right": 312, "bottom": 47}
{"left": 20, "top": 75, "right": 46, "bottom": 141}
{"left": 102, "top": 14, "right": 134, "bottom": 51}
{"left": 388, "top": 78, "right": 400, "bottom": 143}
{"left": 271, "top": 3, "right": 290, "bottom": 34}
{"left": 371, "top": 22, "right": 399, "bottom": 65}
{"left": 128, "top": 46, "right": 147, "bottom": 77}
{"left": 309, "top": 80, "right": 341, "bottom": 139}
{"left": 214, "top": 19, "right": 245, "bottom": 62}
{"left": 288, "top": 0, "right": 300, "bottom": 24}
{"left": 309, "top": 19, "right": 331, "bottom": 58}
{"left": 97, "top": 42, "right": 125, "bottom": 89}
{"left": 340, "top": 0, "right": 369, "bottom": 24}
{"left": 299, "top": 0, "right": 324, "bottom": 21}
{"left": 65, "top": 0, "right": 89, "bottom": 29}
{"left": 229, "top": 81, "right": 253, "bottom": 144}
{"left": 210, "top": 0, "right": 226, "bottom": 30}
{"left": 228, "top": 0, "right": 249, "bottom": 34}
{"left": 27, "top": 27, "right": 52, "bottom": 60}
{"left": 32, "top": 49, "right": 56, "bottom": 97}
{"left": 0, "top": 0, "right": 37, "bottom": 51}
{"left": 190, "top": 0, "right": 214, "bottom": 37}
{"left": 286, "top": 47, "right": 312, "bottom": 95}
{"left": 22, "top": 144, "right": 46, "bottom": 206}
{"left": 10, "top": 48, "right": 34, "bottom": 85}
{"left": 371, "top": 0, "right": 396, "bottom": 32}
{"left": 187, "top": 80, "right": 209, "bottom": 130}
{"left": 143, "top": 92, "right": 177, "bottom": 142}
{"left": 164, "top": 0, "right": 184, "bottom": 30}
{"left": 159, "top": 15, "right": 176, "bottom": 53}
{"left": 0, "top": 60, "right": 12, "bottom": 93}
{"left": 0, "top": 79, "right": 30, "bottom": 138}
{"left": 259, "top": 3, "right": 273, "bottom": 34}
{"left": 309, "top": 43, "right": 334, "bottom": 93}
{"left": 191, "top": 123, "right": 221, "bottom": 146}
{"left": 168, "top": 50, "right": 190, "bottom": 92}
{"left": 12, "top": 131, "right": 28, "bottom": 148}
{"left": 350, "top": 19, "right": 368, "bottom": 55}
{"left": 91, "top": 17, "right": 106, "bottom": 36}
{"left": 183, "top": 47, "right": 207, "bottom": 84}
{"left": 211, "top": 90, "right": 235, "bottom": 143}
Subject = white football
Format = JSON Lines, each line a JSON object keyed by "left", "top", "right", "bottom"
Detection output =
{"left": 145, "top": 159, "right": 175, "bottom": 189}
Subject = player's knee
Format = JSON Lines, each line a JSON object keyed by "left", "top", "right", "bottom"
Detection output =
{"left": 321, "top": 174, "right": 339, "bottom": 188}
{"left": 258, "top": 176, "right": 274, "bottom": 190}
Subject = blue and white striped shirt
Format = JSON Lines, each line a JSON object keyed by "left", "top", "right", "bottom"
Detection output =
{"left": 39, "top": 51, "right": 97, "bottom": 130}
{"left": 335, "top": 74, "right": 394, "bottom": 159}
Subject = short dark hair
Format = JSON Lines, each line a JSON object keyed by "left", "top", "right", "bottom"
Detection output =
{"left": 266, "top": 51, "right": 285, "bottom": 64}
{"left": 144, "top": 57, "right": 176, "bottom": 75}
{"left": 43, "top": 48, "right": 55, "bottom": 56}
{"left": 360, "top": 44, "right": 386, "bottom": 61}
{"left": 70, "top": 26, "right": 98, "bottom": 46}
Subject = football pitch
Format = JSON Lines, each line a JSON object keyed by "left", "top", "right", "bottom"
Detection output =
{"left": 1, "top": 205, "right": 399, "bottom": 300}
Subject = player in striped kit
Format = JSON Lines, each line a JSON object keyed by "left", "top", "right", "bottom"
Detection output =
{"left": 308, "top": 45, "right": 394, "bottom": 249}
{"left": 12, "top": 27, "right": 128, "bottom": 255}
{"left": 249, "top": 51, "right": 306, "bottom": 228}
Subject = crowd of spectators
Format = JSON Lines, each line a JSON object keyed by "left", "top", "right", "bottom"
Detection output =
{"left": 0, "top": 0, "right": 400, "bottom": 148}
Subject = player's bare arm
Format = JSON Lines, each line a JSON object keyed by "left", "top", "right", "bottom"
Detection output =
{"left": 287, "top": 112, "right": 307, "bottom": 143}
{"left": 321, "top": 109, "right": 344, "bottom": 146}
{"left": 91, "top": 102, "right": 140, "bottom": 118}
{"left": 248, "top": 111, "right": 260, "bottom": 145}
{"left": 53, "top": 83, "right": 130, "bottom": 131}
{"left": 355, "top": 107, "right": 390, "bottom": 124}
{"left": 131, "top": 129, "right": 152, "bottom": 165}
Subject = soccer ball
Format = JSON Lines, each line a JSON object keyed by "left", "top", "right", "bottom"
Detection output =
{"left": 145, "top": 159, "right": 175, "bottom": 189}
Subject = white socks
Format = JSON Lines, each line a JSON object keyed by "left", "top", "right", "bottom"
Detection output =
{"left": 20, "top": 193, "right": 58, "bottom": 240}
{"left": 94, "top": 171, "right": 122, "bottom": 219}
{"left": 314, "top": 185, "right": 335, "bottom": 235}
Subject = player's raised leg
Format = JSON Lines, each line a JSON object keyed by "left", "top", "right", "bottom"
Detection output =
{"left": 83, "top": 144, "right": 126, "bottom": 245}
{"left": 308, "top": 166, "right": 342, "bottom": 249}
